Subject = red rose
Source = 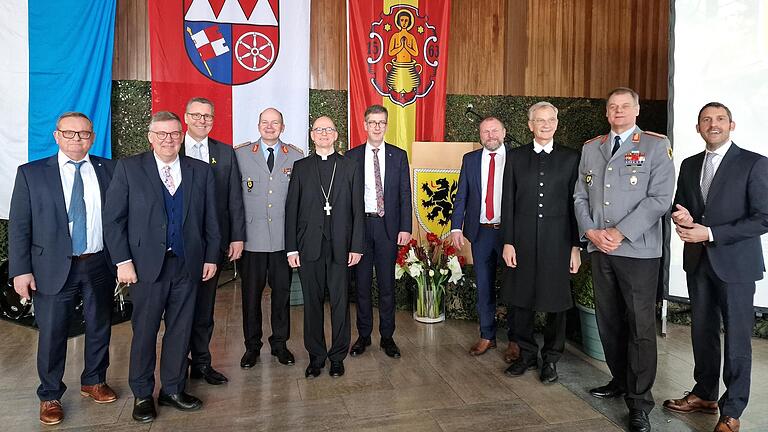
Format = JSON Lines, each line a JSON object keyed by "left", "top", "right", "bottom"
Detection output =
{"left": 458, "top": 256, "right": 466, "bottom": 266}
{"left": 444, "top": 245, "right": 457, "bottom": 256}
{"left": 409, "top": 238, "right": 418, "bottom": 247}
{"left": 426, "top": 232, "right": 439, "bottom": 244}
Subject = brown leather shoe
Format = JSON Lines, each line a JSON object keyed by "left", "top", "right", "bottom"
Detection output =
{"left": 503, "top": 341, "right": 520, "bottom": 363}
{"left": 469, "top": 338, "right": 496, "bottom": 356}
{"left": 663, "top": 392, "right": 718, "bottom": 414}
{"left": 714, "top": 416, "right": 740, "bottom": 432}
{"left": 40, "top": 400, "right": 63, "bottom": 425}
{"left": 80, "top": 383, "right": 118, "bottom": 404}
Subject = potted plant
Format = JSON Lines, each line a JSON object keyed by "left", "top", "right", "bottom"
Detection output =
{"left": 395, "top": 232, "right": 465, "bottom": 323}
{"left": 571, "top": 258, "right": 605, "bottom": 361}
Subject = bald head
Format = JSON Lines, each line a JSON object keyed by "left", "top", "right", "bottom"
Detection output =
{"left": 310, "top": 116, "right": 338, "bottom": 155}
{"left": 258, "top": 107, "right": 285, "bottom": 145}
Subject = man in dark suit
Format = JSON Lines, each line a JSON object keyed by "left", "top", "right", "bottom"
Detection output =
{"left": 103, "top": 111, "right": 221, "bottom": 422}
{"left": 664, "top": 102, "right": 768, "bottom": 432}
{"left": 346, "top": 104, "right": 412, "bottom": 359}
{"left": 450, "top": 117, "right": 516, "bottom": 361}
{"left": 501, "top": 102, "right": 581, "bottom": 383}
{"left": 9, "top": 112, "right": 117, "bottom": 426}
{"left": 285, "top": 116, "right": 364, "bottom": 379}
{"left": 182, "top": 97, "right": 245, "bottom": 385}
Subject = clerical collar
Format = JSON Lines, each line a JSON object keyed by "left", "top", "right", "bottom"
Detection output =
{"left": 533, "top": 140, "right": 554, "bottom": 154}
{"left": 315, "top": 151, "right": 336, "bottom": 160}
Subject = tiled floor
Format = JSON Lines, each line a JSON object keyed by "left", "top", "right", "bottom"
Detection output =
{"left": 1, "top": 274, "right": 766, "bottom": 431}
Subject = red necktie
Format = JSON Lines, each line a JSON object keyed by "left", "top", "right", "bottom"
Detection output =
{"left": 486, "top": 153, "right": 496, "bottom": 220}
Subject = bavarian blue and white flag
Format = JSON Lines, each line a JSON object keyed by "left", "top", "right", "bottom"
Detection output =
{"left": 0, "top": 1, "right": 115, "bottom": 219}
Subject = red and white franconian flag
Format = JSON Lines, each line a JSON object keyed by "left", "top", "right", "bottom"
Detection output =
{"left": 150, "top": 0, "right": 310, "bottom": 150}
{"left": 189, "top": 25, "right": 230, "bottom": 61}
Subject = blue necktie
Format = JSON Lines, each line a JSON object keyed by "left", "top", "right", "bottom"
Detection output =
{"left": 611, "top": 135, "right": 621, "bottom": 156}
{"left": 68, "top": 161, "right": 87, "bottom": 256}
{"left": 267, "top": 147, "right": 274, "bottom": 172}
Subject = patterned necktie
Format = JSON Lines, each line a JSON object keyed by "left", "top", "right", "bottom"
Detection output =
{"left": 372, "top": 148, "right": 385, "bottom": 217}
{"left": 701, "top": 152, "right": 716, "bottom": 203}
{"left": 267, "top": 147, "right": 275, "bottom": 172}
{"left": 68, "top": 160, "right": 87, "bottom": 255}
{"left": 611, "top": 135, "right": 621, "bottom": 156}
{"left": 162, "top": 165, "right": 176, "bottom": 195}
{"left": 485, "top": 153, "right": 496, "bottom": 220}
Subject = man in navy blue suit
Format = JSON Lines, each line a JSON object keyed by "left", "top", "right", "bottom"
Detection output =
{"left": 665, "top": 103, "right": 768, "bottom": 432}
{"left": 103, "top": 111, "right": 221, "bottom": 423}
{"left": 9, "top": 112, "right": 117, "bottom": 426}
{"left": 346, "top": 104, "right": 412, "bottom": 359}
{"left": 450, "top": 117, "right": 516, "bottom": 360}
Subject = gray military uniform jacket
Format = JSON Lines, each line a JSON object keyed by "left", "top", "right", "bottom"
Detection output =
{"left": 235, "top": 138, "right": 304, "bottom": 252}
{"left": 573, "top": 126, "right": 675, "bottom": 258}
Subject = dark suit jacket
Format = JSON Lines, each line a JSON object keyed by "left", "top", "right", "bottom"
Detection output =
{"left": 103, "top": 151, "right": 221, "bottom": 283}
{"left": 450, "top": 148, "right": 486, "bottom": 243}
{"left": 674, "top": 143, "right": 768, "bottom": 283}
{"left": 9, "top": 155, "right": 116, "bottom": 294}
{"left": 345, "top": 143, "right": 412, "bottom": 241}
{"left": 284, "top": 153, "right": 364, "bottom": 264}
{"left": 181, "top": 137, "right": 245, "bottom": 257}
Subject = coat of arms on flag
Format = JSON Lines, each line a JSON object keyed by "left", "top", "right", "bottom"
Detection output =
{"left": 183, "top": 0, "right": 279, "bottom": 85}
{"left": 413, "top": 169, "right": 459, "bottom": 238}
{"left": 366, "top": 5, "right": 441, "bottom": 107}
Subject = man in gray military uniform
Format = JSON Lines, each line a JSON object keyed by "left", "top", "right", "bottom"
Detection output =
{"left": 234, "top": 107, "right": 303, "bottom": 368}
{"left": 573, "top": 87, "right": 675, "bottom": 432}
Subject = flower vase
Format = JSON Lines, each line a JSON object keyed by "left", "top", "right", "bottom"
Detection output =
{"left": 413, "top": 277, "right": 445, "bottom": 323}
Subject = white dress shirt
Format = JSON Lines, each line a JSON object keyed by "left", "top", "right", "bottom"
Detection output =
{"left": 364, "top": 142, "right": 386, "bottom": 213}
{"left": 701, "top": 140, "right": 732, "bottom": 242}
{"left": 184, "top": 132, "right": 209, "bottom": 163}
{"left": 58, "top": 151, "right": 103, "bottom": 253}
{"left": 533, "top": 139, "right": 554, "bottom": 154}
{"left": 153, "top": 152, "right": 182, "bottom": 194}
{"left": 480, "top": 147, "right": 504, "bottom": 224}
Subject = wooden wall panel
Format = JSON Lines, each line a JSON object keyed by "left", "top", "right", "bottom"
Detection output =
{"left": 112, "top": 0, "right": 669, "bottom": 99}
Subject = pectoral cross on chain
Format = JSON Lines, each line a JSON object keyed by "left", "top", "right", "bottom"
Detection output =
{"left": 324, "top": 200, "right": 332, "bottom": 216}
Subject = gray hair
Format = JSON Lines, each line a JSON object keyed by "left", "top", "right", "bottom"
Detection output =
{"left": 149, "top": 111, "right": 182, "bottom": 129}
{"left": 527, "top": 102, "right": 559, "bottom": 120}
{"left": 56, "top": 111, "right": 93, "bottom": 130}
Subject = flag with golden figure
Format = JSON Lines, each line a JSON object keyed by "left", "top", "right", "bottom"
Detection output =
{"left": 348, "top": 1, "right": 450, "bottom": 155}
{"left": 413, "top": 168, "right": 459, "bottom": 238}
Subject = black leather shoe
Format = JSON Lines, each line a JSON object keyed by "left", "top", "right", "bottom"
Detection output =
{"left": 504, "top": 358, "right": 537, "bottom": 377}
{"left": 380, "top": 337, "right": 401, "bottom": 358}
{"left": 305, "top": 364, "right": 322, "bottom": 378}
{"left": 329, "top": 361, "right": 345, "bottom": 377}
{"left": 132, "top": 397, "right": 156, "bottom": 423}
{"left": 350, "top": 336, "right": 371, "bottom": 357}
{"left": 589, "top": 382, "right": 626, "bottom": 399}
{"left": 628, "top": 408, "right": 651, "bottom": 432}
{"left": 190, "top": 365, "right": 228, "bottom": 385}
{"left": 240, "top": 350, "right": 260, "bottom": 369}
{"left": 540, "top": 362, "right": 558, "bottom": 384}
{"left": 271, "top": 347, "right": 295, "bottom": 365}
{"left": 157, "top": 392, "right": 202, "bottom": 411}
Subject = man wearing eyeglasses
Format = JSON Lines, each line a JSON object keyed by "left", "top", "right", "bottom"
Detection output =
{"left": 9, "top": 112, "right": 117, "bottom": 426}
{"left": 234, "top": 107, "right": 303, "bottom": 369}
{"left": 345, "top": 105, "right": 411, "bottom": 359}
{"left": 285, "top": 116, "right": 364, "bottom": 378}
{"left": 103, "top": 111, "right": 221, "bottom": 422}
{"left": 181, "top": 97, "right": 245, "bottom": 385}
{"left": 574, "top": 87, "right": 674, "bottom": 432}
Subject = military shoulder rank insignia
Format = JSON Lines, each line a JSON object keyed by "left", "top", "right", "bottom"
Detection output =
{"left": 643, "top": 130, "right": 668, "bottom": 139}
{"left": 233, "top": 141, "right": 251, "bottom": 150}
{"left": 284, "top": 142, "right": 305, "bottom": 156}
{"left": 584, "top": 135, "right": 604, "bottom": 145}
{"left": 631, "top": 133, "right": 641, "bottom": 143}
{"left": 624, "top": 150, "right": 646, "bottom": 166}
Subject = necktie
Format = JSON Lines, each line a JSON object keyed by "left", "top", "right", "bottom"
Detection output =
{"left": 68, "top": 161, "right": 87, "bottom": 256}
{"left": 372, "top": 148, "right": 385, "bottom": 217}
{"left": 701, "top": 152, "right": 716, "bottom": 203}
{"left": 267, "top": 147, "right": 275, "bottom": 172}
{"left": 193, "top": 143, "right": 203, "bottom": 161}
{"left": 162, "top": 165, "right": 176, "bottom": 195}
{"left": 486, "top": 153, "right": 496, "bottom": 220}
{"left": 611, "top": 135, "right": 621, "bottom": 156}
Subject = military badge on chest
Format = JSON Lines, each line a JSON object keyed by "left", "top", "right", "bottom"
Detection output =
{"left": 283, "top": 167, "right": 292, "bottom": 178}
{"left": 585, "top": 171, "right": 593, "bottom": 187}
{"left": 246, "top": 177, "right": 254, "bottom": 192}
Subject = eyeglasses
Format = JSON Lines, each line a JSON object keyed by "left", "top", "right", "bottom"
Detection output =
{"left": 57, "top": 130, "right": 92, "bottom": 139}
{"left": 150, "top": 130, "right": 183, "bottom": 141}
{"left": 187, "top": 112, "right": 214, "bottom": 122}
{"left": 312, "top": 127, "right": 337, "bottom": 134}
{"left": 366, "top": 120, "right": 388, "bottom": 128}
{"left": 531, "top": 118, "right": 558, "bottom": 126}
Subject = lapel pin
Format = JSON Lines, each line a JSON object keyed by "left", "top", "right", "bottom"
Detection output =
{"left": 211, "top": 157, "right": 217, "bottom": 165}
{"left": 246, "top": 177, "right": 253, "bottom": 191}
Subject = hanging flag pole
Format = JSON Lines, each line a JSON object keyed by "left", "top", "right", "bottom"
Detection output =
{"left": 186, "top": 26, "right": 213, "bottom": 76}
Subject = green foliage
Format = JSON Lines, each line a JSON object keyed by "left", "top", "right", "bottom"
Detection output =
{"left": 571, "top": 257, "right": 595, "bottom": 309}
{"left": 111, "top": 80, "right": 152, "bottom": 159}
{"left": 309, "top": 89, "right": 349, "bottom": 153}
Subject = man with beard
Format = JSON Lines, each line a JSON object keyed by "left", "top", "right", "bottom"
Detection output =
{"left": 451, "top": 117, "right": 517, "bottom": 361}
{"left": 501, "top": 102, "right": 581, "bottom": 383}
